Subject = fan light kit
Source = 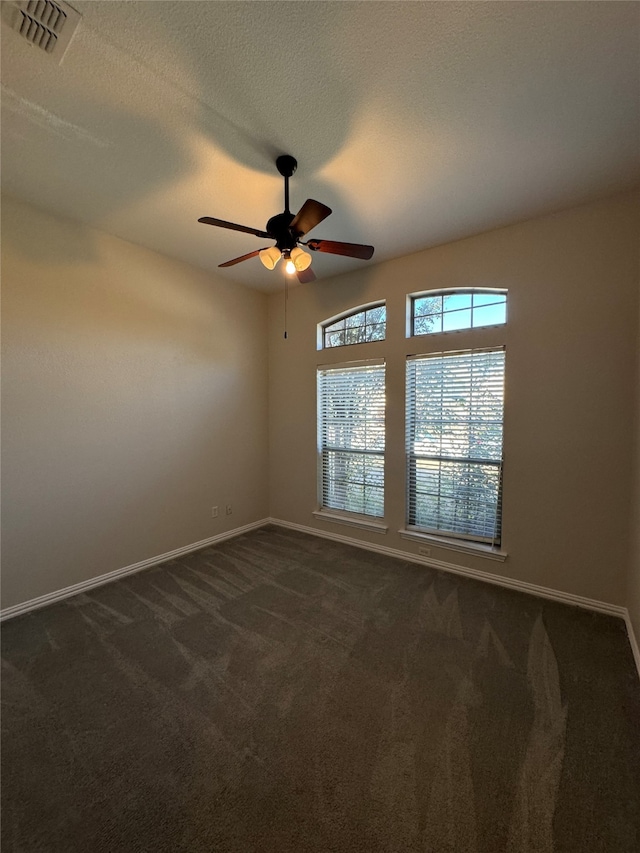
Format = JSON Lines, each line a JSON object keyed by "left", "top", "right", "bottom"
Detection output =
{"left": 198, "top": 154, "right": 374, "bottom": 283}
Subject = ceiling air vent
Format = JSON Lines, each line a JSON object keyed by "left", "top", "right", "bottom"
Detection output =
{"left": 4, "top": 0, "right": 81, "bottom": 63}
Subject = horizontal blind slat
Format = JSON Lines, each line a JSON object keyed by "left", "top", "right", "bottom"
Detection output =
{"left": 406, "top": 348, "right": 504, "bottom": 544}
{"left": 318, "top": 363, "right": 385, "bottom": 518}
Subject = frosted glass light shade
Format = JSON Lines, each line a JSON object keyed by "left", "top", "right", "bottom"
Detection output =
{"left": 259, "top": 246, "right": 281, "bottom": 270}
{"left": 290, "top": 247, "right": 312, "bottom": 271}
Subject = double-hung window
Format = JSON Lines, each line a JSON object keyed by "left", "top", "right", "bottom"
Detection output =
{"left": 406, "top": 347, "right": 505, "bottom": 544}
{"left": 317, "top": 361, "right": 385, "bottom": 518}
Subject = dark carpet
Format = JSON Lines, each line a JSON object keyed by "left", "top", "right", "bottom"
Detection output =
{"left": 2, "top": 525, "right": 639, "bottom": 852}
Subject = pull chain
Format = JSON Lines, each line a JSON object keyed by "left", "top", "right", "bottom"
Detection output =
{"left": 284, "top": 275, "right": 288, "bottom": 339}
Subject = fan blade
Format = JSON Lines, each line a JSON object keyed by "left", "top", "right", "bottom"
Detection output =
{"left": 290, "top": 199, "right": 332, "bottom": 237}
{"left": 306, "top": 239, "right": 374, "bottom": 260}
{"left": 198, "top": 216, "right": 270, "bottom": 239}
{"left": 219, "top": 248, "right": 269, "bottom": 268}
{"left": 296, "top": 267, "right": 316, "bottom": 284}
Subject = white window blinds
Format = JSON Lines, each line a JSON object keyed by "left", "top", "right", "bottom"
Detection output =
{"left": 406, "top": 348, "right": 505, "bottom": 544}
{"left": 318, "top": 361, "right": 385, "bottom": 517}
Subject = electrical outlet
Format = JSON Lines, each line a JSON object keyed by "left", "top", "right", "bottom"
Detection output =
{"left": 226, "top": 505, "right": 233, "bottom": 515}
{"left": 211, "top": 506, "right": 218, "bottom": 518}
{"left": 418, "top": 546, "right": 431, "bottom": 557}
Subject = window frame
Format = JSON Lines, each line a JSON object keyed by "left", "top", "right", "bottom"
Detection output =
{"left": 405, "top": 346, "right": 506, "bottom": 547}
{"left": 316, "top": 358, "right": 386, "bottom": 524}
{"left": 318, "top": 301, "right": 386, "bottom": 350}
{"left": 407, "top": 288, "right": 507, "bottom": 338}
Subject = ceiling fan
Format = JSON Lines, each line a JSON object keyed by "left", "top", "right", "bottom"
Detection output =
{"left": 198, "top": 155, "right": 374, "bottom": 284}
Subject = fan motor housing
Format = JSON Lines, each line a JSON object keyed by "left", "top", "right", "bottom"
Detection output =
{"left": 266, "top": 211, "right": 297, "bottom": 250}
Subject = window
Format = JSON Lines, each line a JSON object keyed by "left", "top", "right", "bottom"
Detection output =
{"left": 411, "top": 290, "right": 506, "bottom": 336}
{"left": 322, "top": 303, "right": 386, "bottom": 349}
{"left": 406, "top": 348, "right": 505, "bottom": 544}
{"left": 317, "top": 361, "right": 385, "bottom": 517}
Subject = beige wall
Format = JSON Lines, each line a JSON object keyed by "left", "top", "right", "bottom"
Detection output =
{"left": 1, "top": 196, "right": 269, "bottom": 609}
{"left": 268, "top": 191, "right": 640, "bottom": 606}
{"left": 3, "top": 191, "right": 638, "bottom": 615}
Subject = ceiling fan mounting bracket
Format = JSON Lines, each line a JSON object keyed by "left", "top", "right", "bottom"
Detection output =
{"left": 275, "top": 155, "right": 297, "bottom": 178}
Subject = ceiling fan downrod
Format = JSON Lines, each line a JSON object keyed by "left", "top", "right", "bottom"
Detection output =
{"left": 276, "top": 154, "right": 297, "bottom": 215}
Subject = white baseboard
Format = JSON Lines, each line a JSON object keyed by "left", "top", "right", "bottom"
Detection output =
{"left": 623, "top": 612, "right": 640, "bottom": 681}
{"left": 0, "top": 519, "right": 270, "bottom": 622}
{"left": 269, "top": 517, "right": 640, "bottom": 679}
{"left": 268, "top": 517, "right": 627, "bottom": 617}
{"left": 3, "top": 515, "right": 639, "bottom": 683}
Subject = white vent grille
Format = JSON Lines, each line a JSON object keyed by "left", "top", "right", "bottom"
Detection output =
{"left": 5, "top": 0, "right": 80, "bottom": 62}
{"left": 18, "top": 1, "right": 65, "bottom": 51}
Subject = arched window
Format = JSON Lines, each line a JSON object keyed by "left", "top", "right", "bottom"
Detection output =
{"left": 320, "top": 302, "right": 386, "bottom": 349}
{"left": 410, "top": 289, "right": 506, "bottom": 336}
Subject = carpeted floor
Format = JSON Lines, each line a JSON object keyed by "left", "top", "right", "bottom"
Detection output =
{"left": 2, "top": 525, "right": 639, "bottom": 852}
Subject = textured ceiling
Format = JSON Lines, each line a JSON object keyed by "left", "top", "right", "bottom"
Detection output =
{"left": 2, "top": 1, "right": 639, "bottom": 291}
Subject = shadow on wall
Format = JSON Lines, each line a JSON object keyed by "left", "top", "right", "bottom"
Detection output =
{"left": 1, "top": 198, "right": 256, "bottom": 364}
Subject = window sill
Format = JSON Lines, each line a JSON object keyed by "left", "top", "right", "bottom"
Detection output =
{"left": 313, "top": 510, "right": 388, "bottom": 534}
{"left": 399, "top": 528, "right": 507, "bottom": 562}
